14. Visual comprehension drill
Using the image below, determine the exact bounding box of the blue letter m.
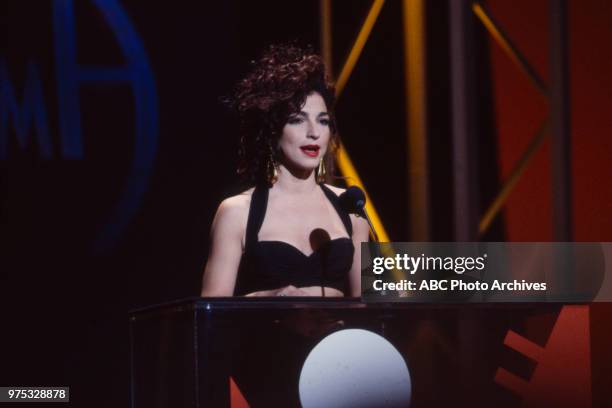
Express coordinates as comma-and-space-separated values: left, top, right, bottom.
0, 60, 52, 160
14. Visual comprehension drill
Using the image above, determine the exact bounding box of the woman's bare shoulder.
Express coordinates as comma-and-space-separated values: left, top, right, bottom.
214, 188, 254, 224
220, 187, 254, 208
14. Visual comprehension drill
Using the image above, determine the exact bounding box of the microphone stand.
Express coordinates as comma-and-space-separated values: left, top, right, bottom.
310, 229, 331, 297
359, 209, 379, 242
359, 208, 388, 297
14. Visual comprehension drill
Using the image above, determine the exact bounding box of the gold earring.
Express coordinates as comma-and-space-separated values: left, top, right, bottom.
267, 155, 278, 185
316, 158, 326, 183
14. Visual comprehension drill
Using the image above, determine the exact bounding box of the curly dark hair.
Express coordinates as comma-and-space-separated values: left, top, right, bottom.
228, 43, 339, 186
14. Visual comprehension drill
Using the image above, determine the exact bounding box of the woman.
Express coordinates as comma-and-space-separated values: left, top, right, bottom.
201, 44, 369, 297
200, 44, 368, 406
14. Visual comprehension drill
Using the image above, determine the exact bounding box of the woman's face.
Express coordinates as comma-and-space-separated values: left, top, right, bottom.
278, 92, 331, 174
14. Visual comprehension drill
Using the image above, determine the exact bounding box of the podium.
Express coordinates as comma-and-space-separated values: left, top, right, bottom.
129, 297, 560, 407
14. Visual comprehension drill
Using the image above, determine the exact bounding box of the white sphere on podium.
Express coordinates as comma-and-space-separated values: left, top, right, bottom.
299, 328, 411, 408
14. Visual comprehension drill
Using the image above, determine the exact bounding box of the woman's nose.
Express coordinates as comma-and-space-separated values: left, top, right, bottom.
307, 120, 320, 139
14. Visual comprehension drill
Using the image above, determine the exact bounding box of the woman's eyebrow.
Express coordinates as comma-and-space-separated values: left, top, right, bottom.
295, 110, 329, 117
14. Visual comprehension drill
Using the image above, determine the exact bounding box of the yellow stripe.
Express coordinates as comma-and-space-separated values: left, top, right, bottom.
472, 2, 547, 96
403, 0, 429, 240
319, 0, 333, 74
336, 143, 390, 243
479, 120, 550, 235
335, 0, 385, 98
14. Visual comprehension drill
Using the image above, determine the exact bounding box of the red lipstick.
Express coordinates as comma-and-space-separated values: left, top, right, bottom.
300, 144, 320, 157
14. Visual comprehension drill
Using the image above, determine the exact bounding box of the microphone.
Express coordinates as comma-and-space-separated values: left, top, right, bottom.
338, 186, 366, 217
310, 228, 332, 297
338, 186, 379, 242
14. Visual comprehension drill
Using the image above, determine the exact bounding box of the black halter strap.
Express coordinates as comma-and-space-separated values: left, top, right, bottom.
319, 184, 353, 236
245, 185, 268, 251
244, 183, 353, 251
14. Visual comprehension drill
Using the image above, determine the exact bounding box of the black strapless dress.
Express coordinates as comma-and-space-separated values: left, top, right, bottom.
234, 183, 355, 296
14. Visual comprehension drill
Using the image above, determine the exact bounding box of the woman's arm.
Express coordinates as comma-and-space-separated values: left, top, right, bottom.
200, 197, 247, 297
348, 214, 371, 297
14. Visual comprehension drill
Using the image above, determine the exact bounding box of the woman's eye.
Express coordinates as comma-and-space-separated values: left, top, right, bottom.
319, 118, 330, 126
287, 117, 303, 125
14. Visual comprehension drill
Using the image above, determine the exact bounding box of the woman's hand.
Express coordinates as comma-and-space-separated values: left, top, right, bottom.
245, 285, 345, 297
245, 285, 311, 297
245, 286, 346, 337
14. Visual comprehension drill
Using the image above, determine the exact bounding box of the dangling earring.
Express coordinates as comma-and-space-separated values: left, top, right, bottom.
316, 158, 326, 183
267, 151, 278, 185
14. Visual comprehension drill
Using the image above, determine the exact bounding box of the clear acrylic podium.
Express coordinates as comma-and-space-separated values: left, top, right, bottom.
129, 297, 557, 407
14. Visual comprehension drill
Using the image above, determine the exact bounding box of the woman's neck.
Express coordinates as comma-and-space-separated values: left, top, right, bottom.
273, 164, 319, 195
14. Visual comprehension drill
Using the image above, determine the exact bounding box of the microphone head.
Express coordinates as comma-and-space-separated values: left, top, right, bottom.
309, 228, 332, 253
339, 186, 366, 214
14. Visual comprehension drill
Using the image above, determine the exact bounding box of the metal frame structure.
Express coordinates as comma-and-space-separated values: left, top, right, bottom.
458, 1, 572, 240
320, 0, 572, 242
